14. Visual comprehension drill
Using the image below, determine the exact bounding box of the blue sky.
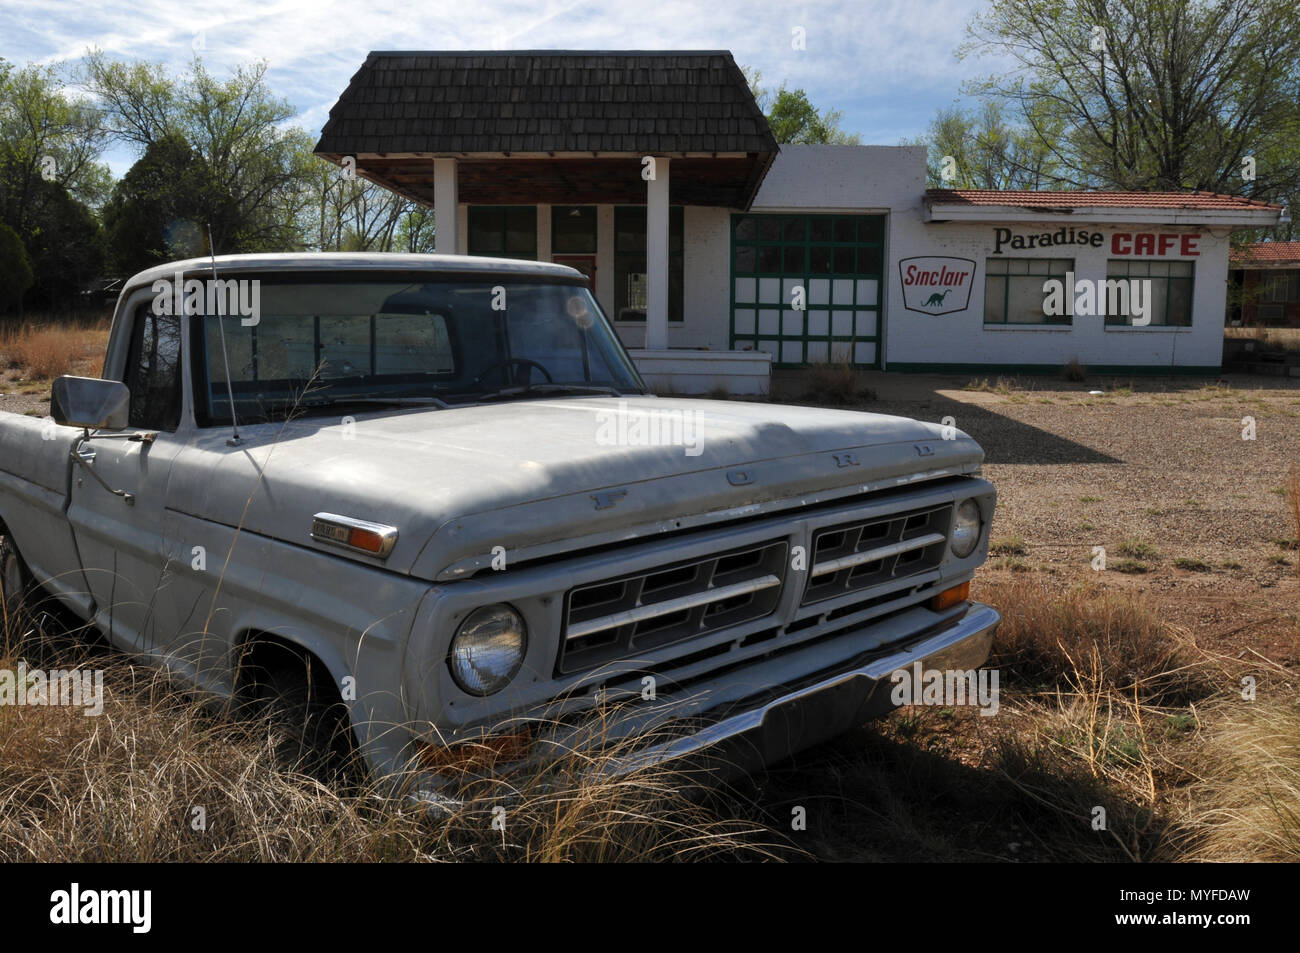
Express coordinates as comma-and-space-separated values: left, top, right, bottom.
3, 0, 1010, 177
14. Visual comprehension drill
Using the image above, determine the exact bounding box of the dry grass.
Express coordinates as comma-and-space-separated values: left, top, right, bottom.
1, 562, 1295, 862
0, 602, 787, 862
980, 576, 1209, 707
805, 362, 875, 404
0, 317, 111, 381
1287, 466, 1300, 596
963, 375, 1021, 395
752, 576, 1223, 862
1225, 325, 1300, 355
1173, 699, 1300, 861
1062, 357, 1088, 382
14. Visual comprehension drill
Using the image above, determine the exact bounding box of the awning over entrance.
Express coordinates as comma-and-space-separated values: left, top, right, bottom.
314, 50, 779, 350
314, 51, 777, 209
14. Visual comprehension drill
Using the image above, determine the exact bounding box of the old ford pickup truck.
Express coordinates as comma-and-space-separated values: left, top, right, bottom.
0, 253, 998, 793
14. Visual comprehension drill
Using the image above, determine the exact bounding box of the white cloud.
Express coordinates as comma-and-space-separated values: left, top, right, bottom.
3, 0, 1010, 147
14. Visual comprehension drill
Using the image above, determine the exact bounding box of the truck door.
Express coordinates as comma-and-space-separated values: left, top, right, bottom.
67, 301, 187, 658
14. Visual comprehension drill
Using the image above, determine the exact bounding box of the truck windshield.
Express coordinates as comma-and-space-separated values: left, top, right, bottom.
194, 275, 646, 424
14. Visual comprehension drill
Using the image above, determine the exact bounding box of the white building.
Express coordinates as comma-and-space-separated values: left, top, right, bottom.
318, 51, 1285, 392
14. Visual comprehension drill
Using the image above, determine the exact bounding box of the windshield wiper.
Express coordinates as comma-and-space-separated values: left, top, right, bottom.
470, 383, 625, 402
294, 393, 452, 412
348, 395, 451, 408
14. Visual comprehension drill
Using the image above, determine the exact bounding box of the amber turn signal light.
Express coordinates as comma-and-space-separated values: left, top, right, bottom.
930, 580, 971, 612
416, 729, 532, 776
347, 527, 386, 554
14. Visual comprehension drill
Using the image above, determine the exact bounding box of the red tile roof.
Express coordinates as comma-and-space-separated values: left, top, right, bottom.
1230, 241, 1300, 264
926, 189, 1281, 211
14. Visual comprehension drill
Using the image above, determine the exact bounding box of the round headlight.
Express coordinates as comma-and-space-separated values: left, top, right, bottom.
449, 604, 527, 696
950, 499, 983, 558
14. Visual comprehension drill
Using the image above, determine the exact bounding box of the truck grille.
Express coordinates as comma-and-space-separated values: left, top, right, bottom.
558, 540, 788, 675
801, 504, 951, 605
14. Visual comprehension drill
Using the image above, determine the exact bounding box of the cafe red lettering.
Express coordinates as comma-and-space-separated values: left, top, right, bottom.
1110, 231, 1201, 256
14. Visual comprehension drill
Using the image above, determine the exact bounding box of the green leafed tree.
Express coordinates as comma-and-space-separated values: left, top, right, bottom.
742, 67, 861, 145
0, 58, 110, 310
83, 52, 310, 253
0, 221, 34, 314
961, 0, 1300, 237
100, 132, 236, 275
918, 100, 1064, 189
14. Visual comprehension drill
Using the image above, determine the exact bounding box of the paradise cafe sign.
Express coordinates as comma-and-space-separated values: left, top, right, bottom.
992, 226, 1201, 257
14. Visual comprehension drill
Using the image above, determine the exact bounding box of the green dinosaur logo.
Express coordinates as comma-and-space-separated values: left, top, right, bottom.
923, 289, 951, 308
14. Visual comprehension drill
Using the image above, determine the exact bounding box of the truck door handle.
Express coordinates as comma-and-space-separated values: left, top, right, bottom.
69, 444, 133, 505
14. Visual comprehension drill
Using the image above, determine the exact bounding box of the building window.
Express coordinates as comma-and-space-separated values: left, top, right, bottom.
730, 213, 884, 367
1105, 260, 1194, 327
613, 206, 683, 322
1261, 269, 1300, 304
984, 258, 1073, 325
552, 206, 597, 254
467, 206, 537, 259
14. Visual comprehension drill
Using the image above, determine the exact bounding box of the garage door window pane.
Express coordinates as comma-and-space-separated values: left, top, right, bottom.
858, 246, 881, 274
730, 212, 886, 366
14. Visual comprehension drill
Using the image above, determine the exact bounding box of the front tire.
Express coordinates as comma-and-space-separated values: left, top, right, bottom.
0, 531, 34, 634
246, 645, 359, 786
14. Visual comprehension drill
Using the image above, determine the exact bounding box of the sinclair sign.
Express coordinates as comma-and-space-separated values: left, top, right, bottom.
899, 256, 976, 314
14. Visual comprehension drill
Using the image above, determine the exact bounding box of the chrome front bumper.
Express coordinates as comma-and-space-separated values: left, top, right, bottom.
608, 602, 1001, 780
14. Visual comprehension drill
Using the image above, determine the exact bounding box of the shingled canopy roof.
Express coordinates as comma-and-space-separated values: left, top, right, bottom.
315, 51, 779, 208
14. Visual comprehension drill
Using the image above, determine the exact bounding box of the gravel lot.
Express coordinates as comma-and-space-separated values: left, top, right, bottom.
809, 371, 1300, 668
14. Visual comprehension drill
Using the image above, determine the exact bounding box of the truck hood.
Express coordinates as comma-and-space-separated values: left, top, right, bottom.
169, 397, 983, 581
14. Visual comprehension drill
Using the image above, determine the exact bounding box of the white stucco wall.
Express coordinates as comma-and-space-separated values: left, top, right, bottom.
884, 220, 1232, 370
753, 144, 927, 211
459, 143, 1243, 372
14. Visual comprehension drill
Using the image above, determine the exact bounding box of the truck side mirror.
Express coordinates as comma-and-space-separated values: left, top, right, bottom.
51, 376, 130, 431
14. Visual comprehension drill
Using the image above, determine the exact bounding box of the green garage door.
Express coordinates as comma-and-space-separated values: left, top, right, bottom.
730, 213, 885, 368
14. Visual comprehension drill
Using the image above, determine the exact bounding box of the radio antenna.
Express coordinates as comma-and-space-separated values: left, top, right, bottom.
207, 225, 242, 447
